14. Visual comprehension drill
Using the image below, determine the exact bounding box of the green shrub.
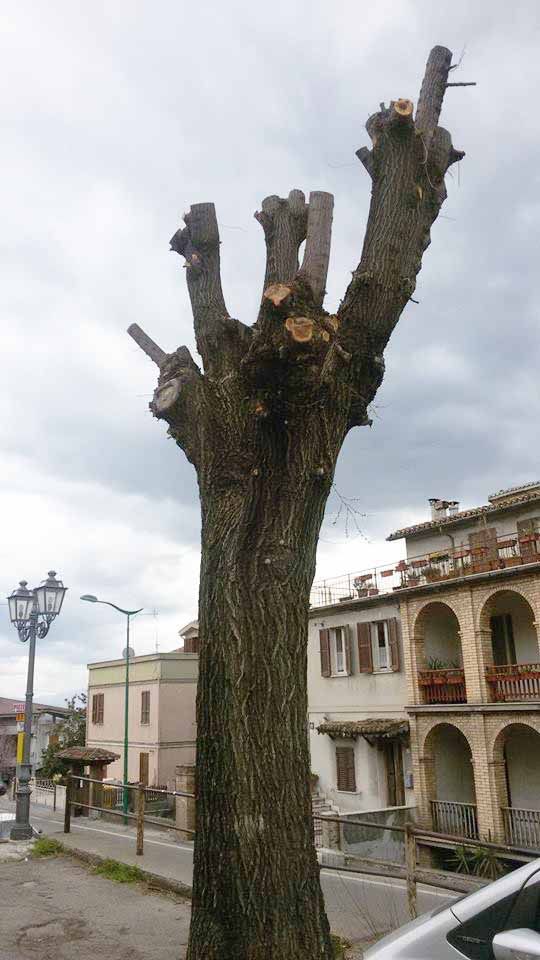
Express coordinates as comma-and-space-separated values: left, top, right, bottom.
31, 837, 64, 858
93, 858, 144, 884
451, 844, 505, 880
331, 934, 351, 958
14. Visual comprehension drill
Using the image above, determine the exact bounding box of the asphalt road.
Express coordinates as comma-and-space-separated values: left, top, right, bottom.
1, 797, 457, 949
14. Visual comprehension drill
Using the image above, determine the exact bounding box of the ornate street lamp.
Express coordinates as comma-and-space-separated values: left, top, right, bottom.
80, 594, 142, 821
7, 572, 67, 840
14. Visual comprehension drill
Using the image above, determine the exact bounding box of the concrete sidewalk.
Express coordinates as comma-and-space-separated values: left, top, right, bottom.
0, 855, 191, 960
0, 797, 455, 949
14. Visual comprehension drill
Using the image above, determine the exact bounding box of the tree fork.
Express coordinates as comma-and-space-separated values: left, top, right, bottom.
129, 44, 466, 960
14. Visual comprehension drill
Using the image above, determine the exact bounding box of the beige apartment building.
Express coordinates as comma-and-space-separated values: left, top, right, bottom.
311, 481, 540, 853
86, 622, 198, 788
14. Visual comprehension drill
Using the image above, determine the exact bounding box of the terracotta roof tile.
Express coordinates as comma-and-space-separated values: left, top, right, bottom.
387, 490, 540, 541
54, 747, 119, 763
316, 719, 409, 740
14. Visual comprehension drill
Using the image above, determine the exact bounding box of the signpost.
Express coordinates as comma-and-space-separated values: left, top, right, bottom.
15, 707, 25, 764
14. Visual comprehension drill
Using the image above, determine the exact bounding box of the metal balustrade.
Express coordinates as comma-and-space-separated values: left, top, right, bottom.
310, 531, 540, 608
486, 663, 540, 702
418, 669, 467, 704
502, 807, 540, 850
430, 799, 479, 839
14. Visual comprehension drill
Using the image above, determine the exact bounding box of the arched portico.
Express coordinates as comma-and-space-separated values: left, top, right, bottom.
413, 602, 467, 705
491, 722, 540, 850
422, 722, 478, 838
479, 590, 540, 703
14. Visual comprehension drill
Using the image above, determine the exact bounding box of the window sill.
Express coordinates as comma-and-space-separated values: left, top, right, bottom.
330, 673, 350, 679
372, 668, 396, 675
335, 789, 361, 795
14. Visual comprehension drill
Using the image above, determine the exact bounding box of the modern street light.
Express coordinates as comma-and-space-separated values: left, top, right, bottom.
7, 572, 67, 840
80, 594, 143, 821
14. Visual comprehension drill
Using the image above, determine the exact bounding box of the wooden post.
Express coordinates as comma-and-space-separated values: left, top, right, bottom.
64, 777, 72, 834
405, 824, 418, 919
136, 783, 145, 856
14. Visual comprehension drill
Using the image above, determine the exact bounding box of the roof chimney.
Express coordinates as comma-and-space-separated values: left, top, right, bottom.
429, 498, 448, 521
448, 501, 460, 516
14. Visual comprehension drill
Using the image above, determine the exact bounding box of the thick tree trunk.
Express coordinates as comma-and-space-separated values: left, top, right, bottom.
190, 484, 332, 958
128, 44, 467, 960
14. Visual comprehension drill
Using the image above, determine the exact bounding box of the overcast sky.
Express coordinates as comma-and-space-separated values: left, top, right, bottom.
1, 1, 539, 704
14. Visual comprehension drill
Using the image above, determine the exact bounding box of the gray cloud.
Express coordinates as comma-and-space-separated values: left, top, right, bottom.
2, 0, 539, 701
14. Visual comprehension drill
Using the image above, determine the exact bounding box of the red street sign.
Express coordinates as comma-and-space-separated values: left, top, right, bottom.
14, 704, 25, 714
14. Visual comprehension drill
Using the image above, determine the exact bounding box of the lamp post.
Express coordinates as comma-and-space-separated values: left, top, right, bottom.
7, 572, 67, 840
80, 595, 142, 821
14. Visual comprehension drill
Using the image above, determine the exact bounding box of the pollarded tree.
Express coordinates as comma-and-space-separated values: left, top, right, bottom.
130, 46, 466, 960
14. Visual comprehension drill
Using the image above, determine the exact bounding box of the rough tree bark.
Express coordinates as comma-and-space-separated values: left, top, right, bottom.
129, 46, 465, 960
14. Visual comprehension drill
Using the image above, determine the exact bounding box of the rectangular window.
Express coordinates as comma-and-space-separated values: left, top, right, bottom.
91, 693, 104, 725
184, 635, 200, 654
491, 614, 516, 665
330, 627, 350, 676
141, 691, 150, 725
336, 746, 356, 792
371, 621, 391, 671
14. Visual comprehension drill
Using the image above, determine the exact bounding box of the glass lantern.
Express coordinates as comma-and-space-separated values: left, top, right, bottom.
7, 581, 36, 624
35, 571, 67, 620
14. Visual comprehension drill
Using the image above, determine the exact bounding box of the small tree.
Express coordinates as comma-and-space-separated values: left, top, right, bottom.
0, 734, 17, 778
130, 46, 466, 960
39, 694, 87, 779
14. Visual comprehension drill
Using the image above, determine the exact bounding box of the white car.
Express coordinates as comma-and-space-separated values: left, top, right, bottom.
365, 857, 540, 960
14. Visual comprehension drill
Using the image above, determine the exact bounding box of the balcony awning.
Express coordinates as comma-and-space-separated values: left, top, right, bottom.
316, 719, 409, 745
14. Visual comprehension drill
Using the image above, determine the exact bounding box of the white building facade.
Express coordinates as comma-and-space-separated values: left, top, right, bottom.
307, 597, 414, 816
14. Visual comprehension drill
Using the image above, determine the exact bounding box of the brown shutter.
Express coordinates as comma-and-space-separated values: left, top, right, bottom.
336, 746, 356, 792
98, 694, 104, 724
91, 695, 97, 724
344, 626, 353, 675
468, 527, 498, 566
388, 619, 401, 672
320, 629, 331, 677
357, 622, 373, 673
139, 752, 149, 786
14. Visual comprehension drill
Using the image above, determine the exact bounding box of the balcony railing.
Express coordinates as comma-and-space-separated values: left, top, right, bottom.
430, 799, 478, 839
502, 806, 540, 851
310, 530, 540, 608
418, 668, 467, 704
486, 662, 540, 702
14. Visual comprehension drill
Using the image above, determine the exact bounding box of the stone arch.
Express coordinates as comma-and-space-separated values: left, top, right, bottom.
412, 597, 463, 639
421, 718, 474, 757
477, 585, 538, 633
477, 589, 540, 677
490, 722, 540, 843
411, 602, 466, 703
421, 722, 477, 835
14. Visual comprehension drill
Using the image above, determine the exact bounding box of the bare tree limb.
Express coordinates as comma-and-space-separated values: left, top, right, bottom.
297, 191, 334, 307
255, 190, 307, 298
415, 45, 453, 145
356, 146, 373, 178
128, 323, 166, 367
338, 45, 464, 370
170, 203, 231, 376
